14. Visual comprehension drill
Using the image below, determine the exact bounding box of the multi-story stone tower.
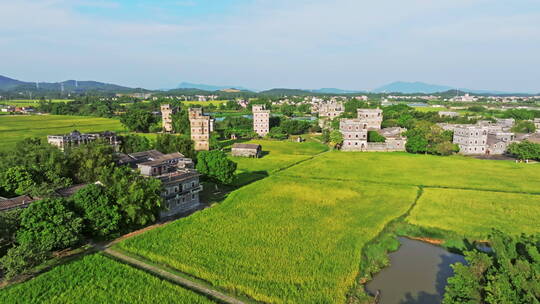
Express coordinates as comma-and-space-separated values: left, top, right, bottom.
357, 108, 383, 130
340, 119, 368, 151
252, 105, 270, 137
189, 108, 212, 151
453, 125, 488, 155
161, 104, 176, 133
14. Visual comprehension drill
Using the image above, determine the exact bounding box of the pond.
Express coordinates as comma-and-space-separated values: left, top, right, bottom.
365, 237, 465, 304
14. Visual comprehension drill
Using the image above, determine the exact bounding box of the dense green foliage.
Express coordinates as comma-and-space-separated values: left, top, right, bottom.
404, 121, 457, 155
0, 254, 215, 304
196, 150, 237, 185
67, 141, 116, 183
72, 184, 121, 238
120, 109, 159, 132
511, 120, 536, 133
367, 130, 386, 143
444, 231, 540, 304
120, 134, 153, 153
508, 141, 540, 160
155, 134, 196, 159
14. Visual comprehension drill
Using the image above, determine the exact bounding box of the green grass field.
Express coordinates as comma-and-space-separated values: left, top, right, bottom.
183, 100, 228, 107
0, 254, 214, 304
407, 188, 540, 238
280, 151, 540, 193
0, 115, 125, 152
230, 139, 328, 173
0, 99, 72, 107
116, 177, 417, 303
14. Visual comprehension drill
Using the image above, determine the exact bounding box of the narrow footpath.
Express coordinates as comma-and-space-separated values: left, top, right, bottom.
103, 248, 246, 304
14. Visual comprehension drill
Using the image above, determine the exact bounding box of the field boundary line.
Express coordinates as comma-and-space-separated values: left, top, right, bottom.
271, 148, 330, 174
103, 248, 247, 304
277, 174, 540, 196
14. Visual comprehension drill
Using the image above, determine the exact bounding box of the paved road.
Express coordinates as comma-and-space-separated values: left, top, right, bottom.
103, 248, 246, 304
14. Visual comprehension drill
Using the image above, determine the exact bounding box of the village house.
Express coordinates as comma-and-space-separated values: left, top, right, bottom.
340, 109, 406, 152
119, 150, 202, 218
231, 143, 262, 158
47, 130, 120, 151
160, 104, 176, 133
252, 105, 270, 137
0, 184, 87, 213
318, 102, 344, 118
453, 125, 488, 155
438, 111, 459, 118
189, 108, 214, 151
357, 108, 383, 130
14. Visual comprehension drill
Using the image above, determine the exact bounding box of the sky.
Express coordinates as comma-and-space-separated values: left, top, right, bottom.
1, 0, 539, 92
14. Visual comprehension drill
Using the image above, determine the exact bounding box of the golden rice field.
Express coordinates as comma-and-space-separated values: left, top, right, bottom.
407, 188, 540, 238
116, 177, 418, 303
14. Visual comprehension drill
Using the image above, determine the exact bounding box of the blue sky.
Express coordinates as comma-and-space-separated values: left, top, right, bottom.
1, 0, 539, 92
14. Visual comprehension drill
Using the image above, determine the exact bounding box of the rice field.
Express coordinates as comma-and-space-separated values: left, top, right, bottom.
407, 188, 540, 238
230, 139, 328, 174
0, 254, 215, 304
0, 99, 72, 107
116, 177, 418, 303
280, 151, 540, 193
0, 115, 125, 151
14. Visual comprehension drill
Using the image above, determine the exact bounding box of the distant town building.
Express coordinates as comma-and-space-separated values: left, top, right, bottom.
453, 126, 488, 155
318, 102, 344, 118
438, 111, 459, 118
189, 108, 214, 151
231, 143, 262, 158
450, 93, 477, 102
119, 150, 201, 218
340, 118, 368, 151
161, 104, 177, 133
357, 108, 383, 130
47, 130, 120, 151
252, 105, 270, 137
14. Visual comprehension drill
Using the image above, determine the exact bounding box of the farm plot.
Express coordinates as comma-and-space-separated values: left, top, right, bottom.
280, 151, 540, 193
116, 176, 417, 303
0, 254, 214, 304
407, 188, 540, 238
0, 115, 125, 151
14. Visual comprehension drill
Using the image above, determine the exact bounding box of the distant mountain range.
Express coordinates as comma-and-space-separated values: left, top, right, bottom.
309, 88, 364, 94
177, 82, 252, 92
0, 75, 138, 93
371, 81, 525, 95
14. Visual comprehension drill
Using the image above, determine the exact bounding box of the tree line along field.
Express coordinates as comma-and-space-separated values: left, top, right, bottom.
407, 188, 540, 238
0, 99, 72, 107
0, 115, 125, 152
0, 254, 215, 304
116, 177, 418, 303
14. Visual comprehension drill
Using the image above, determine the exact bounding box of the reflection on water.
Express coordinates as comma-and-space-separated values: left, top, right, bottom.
366, 237, 465, 304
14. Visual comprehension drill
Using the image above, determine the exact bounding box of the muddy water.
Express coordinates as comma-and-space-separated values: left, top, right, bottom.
365, 237, 465, 304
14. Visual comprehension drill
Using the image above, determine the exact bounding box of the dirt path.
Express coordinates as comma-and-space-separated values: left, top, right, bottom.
104, 248, 246, 304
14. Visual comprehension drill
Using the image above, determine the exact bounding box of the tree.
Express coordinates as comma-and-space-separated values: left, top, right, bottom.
267, 127, 288, 140
507, 141, 540, 160
196, 150, 237, 185
155, 134, 196, 159
172, 107, 191, 135
0, 209, 22, 256
0, 166, 36, 196
511, 121, 536, 133
120, 134, 153, 153
17, 198, 83, 252
281, 104, 296, 117
72, 184, 121, 238
434, 141, 459, 156
368, 131, 386, 143
120, 109, 158, 132
330, 130, 343, 146
99, 166, 162, 229
67, 141, 115, 183
405, 135, 428, 153
280, 119, 311, 135
0, 242, 50, 280
0, 138, 72, 197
